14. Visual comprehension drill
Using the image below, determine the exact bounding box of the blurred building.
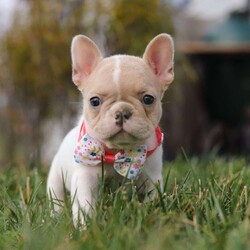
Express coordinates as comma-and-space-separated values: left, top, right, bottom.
163, 0, 250, 158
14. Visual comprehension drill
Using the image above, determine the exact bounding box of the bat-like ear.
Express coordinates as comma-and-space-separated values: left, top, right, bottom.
143, 33, 174, 91
71, 35, 102, 88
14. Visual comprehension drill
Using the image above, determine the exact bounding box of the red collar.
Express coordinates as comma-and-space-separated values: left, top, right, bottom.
78, 122, 163, 164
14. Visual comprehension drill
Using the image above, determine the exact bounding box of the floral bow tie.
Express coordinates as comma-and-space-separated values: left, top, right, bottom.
74, 134, 147, 180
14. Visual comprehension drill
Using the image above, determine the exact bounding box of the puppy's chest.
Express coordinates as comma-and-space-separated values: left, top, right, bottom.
102, 163, 147, 193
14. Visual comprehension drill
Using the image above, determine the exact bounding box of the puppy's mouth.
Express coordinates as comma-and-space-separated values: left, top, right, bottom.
102, 130, 141, 149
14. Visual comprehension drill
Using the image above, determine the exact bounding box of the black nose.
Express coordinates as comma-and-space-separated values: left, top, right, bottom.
115, 110, 132, 126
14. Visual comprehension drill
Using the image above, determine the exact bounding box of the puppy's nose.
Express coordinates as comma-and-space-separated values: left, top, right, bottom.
115, 110, 132, 127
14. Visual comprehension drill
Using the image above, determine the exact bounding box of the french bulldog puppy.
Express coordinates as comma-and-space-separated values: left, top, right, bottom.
47, 33, 174, 226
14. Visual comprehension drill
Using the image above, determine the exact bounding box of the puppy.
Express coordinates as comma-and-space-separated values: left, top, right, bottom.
47, 33, 174, 226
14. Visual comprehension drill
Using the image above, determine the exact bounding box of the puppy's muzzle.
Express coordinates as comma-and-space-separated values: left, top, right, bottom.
115, 110, 132, 127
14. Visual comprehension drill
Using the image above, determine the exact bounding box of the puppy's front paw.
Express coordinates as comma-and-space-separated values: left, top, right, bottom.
72, 202, 90, 229
47, 194, 64, 217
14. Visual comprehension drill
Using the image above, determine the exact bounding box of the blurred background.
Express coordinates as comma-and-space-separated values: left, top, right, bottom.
0, 0, 249, 168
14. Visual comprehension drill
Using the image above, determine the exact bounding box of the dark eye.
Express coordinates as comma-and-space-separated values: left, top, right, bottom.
142, 95, 155, 105
90, 96, 101, 107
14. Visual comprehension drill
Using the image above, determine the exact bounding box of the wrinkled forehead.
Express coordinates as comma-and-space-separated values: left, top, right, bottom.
86, 55, 159, 95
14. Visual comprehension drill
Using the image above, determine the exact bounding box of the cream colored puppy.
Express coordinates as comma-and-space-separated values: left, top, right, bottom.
47, 33, 174, 226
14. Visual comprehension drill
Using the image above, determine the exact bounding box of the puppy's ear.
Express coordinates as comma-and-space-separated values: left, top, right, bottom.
143, 34, 174, 91
71, 35, 102, 88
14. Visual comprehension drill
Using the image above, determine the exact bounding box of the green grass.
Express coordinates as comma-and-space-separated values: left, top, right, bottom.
1, 157, 250, 250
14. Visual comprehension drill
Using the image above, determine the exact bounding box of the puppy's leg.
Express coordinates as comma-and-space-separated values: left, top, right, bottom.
140, 146, 163, 198
71, 166, 102, 227
47, 156, 65, 213
47, 127, 77, 213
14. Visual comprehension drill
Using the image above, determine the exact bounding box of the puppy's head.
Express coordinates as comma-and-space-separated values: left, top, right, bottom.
71, 34, 174, 149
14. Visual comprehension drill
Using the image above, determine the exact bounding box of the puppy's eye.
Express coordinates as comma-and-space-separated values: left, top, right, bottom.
90, 96, 101, 107
142, 95, 155, 105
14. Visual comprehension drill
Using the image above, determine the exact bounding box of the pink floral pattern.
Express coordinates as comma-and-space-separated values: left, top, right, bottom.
74, 134, 104, 165
114, 146, 147, 179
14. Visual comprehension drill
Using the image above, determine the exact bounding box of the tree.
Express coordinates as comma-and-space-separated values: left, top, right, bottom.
107, 0, 173, 55
0, 1, 85, 165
